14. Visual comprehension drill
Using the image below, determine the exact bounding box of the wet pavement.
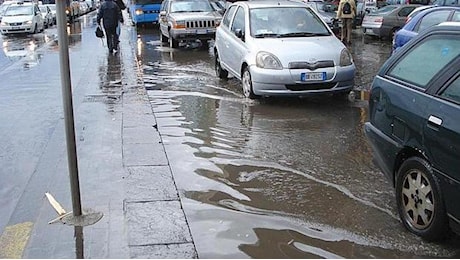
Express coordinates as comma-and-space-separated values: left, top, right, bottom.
0, 10, 459, 258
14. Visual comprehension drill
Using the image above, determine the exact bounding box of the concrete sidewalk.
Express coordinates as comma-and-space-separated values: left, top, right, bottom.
0, 17, 196, 258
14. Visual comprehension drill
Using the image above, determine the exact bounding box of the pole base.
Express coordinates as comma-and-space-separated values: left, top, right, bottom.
61, 208, 103, 226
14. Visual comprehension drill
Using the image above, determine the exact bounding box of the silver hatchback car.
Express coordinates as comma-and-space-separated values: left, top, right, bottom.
214, 0, 355, 99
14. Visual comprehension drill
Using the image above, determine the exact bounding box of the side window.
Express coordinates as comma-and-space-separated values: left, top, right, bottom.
416, 10, 450, 32
231, 6, 245, 35
440, 75, 460, 104
387, 35, 460, 89
222, 5, 237, 28
452, 11, 460, 22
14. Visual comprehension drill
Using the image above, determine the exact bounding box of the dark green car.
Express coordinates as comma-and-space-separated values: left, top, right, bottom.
364, 22, 460, 241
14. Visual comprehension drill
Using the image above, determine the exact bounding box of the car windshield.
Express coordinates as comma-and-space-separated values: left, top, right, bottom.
4, 5, 33, 16
250, 7, 331, 38
170, 0, 214, 12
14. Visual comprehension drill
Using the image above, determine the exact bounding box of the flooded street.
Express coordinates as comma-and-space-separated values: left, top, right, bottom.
131, 27, 460, 258
1, 12, 459, 257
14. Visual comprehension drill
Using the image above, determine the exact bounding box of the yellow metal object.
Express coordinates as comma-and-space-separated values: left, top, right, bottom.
0, 222, 33, 259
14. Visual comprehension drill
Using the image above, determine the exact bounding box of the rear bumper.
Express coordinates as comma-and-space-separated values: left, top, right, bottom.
364, 122, 403, 185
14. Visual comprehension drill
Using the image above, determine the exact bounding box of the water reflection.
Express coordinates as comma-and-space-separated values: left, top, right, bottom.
239, 228, 430, 258
96, 53, 122, 112
1, 36, 43, 69
75, 226, 84, 259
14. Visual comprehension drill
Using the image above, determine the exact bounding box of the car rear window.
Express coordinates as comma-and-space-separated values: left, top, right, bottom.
387, 35, 460, 89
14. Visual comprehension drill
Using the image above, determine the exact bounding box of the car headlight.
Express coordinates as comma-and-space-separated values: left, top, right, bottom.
135, 9, 144, 15
256, 51, 282, 70
339, 48, 353, 66
1, 21, 7, 26
172, 20, 185, 29
26, 20, 33, 25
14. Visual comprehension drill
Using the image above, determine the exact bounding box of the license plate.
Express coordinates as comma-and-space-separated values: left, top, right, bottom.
12, 26, 20, 30
301, 72, 326, 81
196, 29, 207, 34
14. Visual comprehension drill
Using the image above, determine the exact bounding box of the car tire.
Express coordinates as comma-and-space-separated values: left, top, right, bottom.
215, 52, 228, 80
396, 157, 450, 241
242, 67, 259, 99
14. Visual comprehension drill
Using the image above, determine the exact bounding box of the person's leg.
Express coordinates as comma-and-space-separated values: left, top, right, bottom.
340, 18, 346, 42
346, 18, 352, 43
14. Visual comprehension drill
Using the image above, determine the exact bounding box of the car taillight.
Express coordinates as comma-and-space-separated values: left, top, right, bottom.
374, 17, 383, 23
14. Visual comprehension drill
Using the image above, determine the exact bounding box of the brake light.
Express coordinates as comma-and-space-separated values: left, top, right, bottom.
374, 17, 383, 23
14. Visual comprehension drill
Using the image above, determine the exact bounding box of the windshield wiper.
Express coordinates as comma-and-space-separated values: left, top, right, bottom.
278, 32, 330, 37
254, 33, 280, 38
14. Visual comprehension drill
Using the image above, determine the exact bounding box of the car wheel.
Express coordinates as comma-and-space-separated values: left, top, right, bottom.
396, 157, 449, 241
242, 67, 259, 99
215, 52, 228, 80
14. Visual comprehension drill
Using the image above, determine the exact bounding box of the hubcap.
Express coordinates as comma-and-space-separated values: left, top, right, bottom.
401, 169, 434, 230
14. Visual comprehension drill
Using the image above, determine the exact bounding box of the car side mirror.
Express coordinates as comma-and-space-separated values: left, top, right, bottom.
234, 28, 244, 40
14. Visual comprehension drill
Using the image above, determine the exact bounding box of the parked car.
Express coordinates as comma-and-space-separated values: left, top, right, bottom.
405, 4, 434, 23
393, 6, 460, 53
361, 4, 421, 39
214, 0, 355, 99
0, 2, 45, 35
44, 3, 56, 25
302, 0, 340, 34
158, 0, 223, 48
38, 4, 53, 27
364, 22, 460, 241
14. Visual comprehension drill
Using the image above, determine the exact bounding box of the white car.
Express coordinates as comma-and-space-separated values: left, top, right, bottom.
38, 5, 53, 27
44, 4, 56, 25
214, 0, 355, 99
0, 2, 45, 35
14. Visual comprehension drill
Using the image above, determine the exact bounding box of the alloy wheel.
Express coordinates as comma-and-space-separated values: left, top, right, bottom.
400, 169, 434, 230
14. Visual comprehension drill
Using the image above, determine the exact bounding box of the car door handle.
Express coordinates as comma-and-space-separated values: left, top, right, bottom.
428, 115, 442, 127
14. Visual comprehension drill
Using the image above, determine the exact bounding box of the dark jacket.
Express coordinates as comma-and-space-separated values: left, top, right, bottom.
97, 0, 123, 29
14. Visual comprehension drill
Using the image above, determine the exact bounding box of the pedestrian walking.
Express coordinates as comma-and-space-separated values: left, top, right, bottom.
336, 0, 356, 45
97, 0, 124, 53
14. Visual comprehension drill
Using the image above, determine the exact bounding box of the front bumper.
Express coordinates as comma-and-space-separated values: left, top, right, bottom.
0, 24, 34, 34
170, 28, 216, 41
249, 64, 355, 96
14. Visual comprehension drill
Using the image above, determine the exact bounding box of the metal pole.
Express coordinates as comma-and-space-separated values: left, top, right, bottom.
55, 0, 82, 217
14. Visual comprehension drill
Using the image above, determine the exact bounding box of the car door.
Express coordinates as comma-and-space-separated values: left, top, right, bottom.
159, 0, 169, 36
216, 5, 237, 70
424, 62, 460, 219
226, 6, 246, 77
